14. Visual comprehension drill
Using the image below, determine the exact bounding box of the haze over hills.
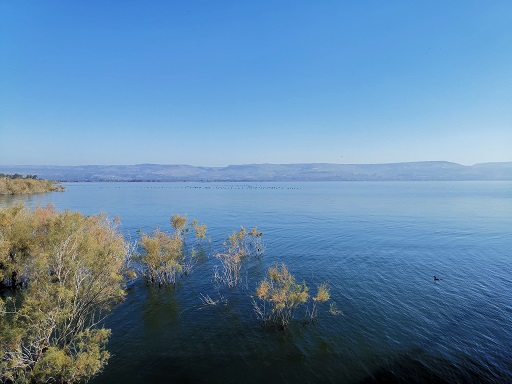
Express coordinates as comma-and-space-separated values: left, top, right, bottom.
2, 162, 512, 182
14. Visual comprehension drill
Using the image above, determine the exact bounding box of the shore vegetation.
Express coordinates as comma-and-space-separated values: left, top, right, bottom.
0, 174, 64, 195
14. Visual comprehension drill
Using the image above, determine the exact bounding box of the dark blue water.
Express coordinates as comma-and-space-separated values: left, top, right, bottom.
2, 181, 512, 383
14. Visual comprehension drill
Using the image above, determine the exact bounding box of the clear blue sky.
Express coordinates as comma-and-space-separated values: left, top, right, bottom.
1, 1, 511, 166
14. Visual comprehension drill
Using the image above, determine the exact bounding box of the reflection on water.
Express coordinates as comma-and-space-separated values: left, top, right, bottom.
2, 181, 512, 383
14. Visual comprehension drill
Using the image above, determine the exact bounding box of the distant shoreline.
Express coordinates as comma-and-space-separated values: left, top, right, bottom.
0, 177, 64, 195
60, 179, 512, 183
1, 161, 512, 183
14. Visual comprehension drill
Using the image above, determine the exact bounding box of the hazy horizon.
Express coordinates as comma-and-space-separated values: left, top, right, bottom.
2, 160, 512, 168
1, 1, 511, 166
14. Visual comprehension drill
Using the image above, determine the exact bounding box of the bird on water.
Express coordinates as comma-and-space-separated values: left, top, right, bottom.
434, 275, 440, 282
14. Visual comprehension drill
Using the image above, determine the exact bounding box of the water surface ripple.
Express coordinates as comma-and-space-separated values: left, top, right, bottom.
2, 181, 511, 383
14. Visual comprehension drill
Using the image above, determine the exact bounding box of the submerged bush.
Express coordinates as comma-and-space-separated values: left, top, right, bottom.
215, 226, 265, 288
138, 214, 207, 286
139, 230, 184, 285
253, 263, 331, 330
0, 204, 129, 383
191, 219, 208, 244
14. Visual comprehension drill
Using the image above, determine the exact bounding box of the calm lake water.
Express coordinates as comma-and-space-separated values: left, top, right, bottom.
2, 181, 512, 383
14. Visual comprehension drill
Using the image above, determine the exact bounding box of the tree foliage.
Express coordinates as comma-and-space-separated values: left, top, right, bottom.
215, 226, 265, 288
0, 174, 35, 179
190, 219, 207, 244
139, 230, 184, 286
253, 263, 330, 329
170, 213, 188, 240
0, 204, 129, 383
138, 214, 207, 286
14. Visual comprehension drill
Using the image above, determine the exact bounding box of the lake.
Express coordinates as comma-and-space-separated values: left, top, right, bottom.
2, 181, 512, 383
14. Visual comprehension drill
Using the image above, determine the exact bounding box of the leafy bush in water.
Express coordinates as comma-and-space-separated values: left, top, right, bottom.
215, 226, 265, 288
138, 214, 207, 286
0, 204, 130, 383
253, 263, 330, 329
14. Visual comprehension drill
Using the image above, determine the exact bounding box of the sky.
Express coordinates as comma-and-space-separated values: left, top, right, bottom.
1, 1, 511, 167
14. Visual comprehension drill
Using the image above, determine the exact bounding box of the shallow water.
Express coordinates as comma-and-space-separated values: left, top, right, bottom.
2, 181, 512, 383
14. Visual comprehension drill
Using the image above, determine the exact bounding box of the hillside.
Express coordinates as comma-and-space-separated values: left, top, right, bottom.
1, 162, 512, 182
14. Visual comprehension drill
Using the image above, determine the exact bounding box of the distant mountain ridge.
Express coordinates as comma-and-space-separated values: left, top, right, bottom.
1, 162, 512, 182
